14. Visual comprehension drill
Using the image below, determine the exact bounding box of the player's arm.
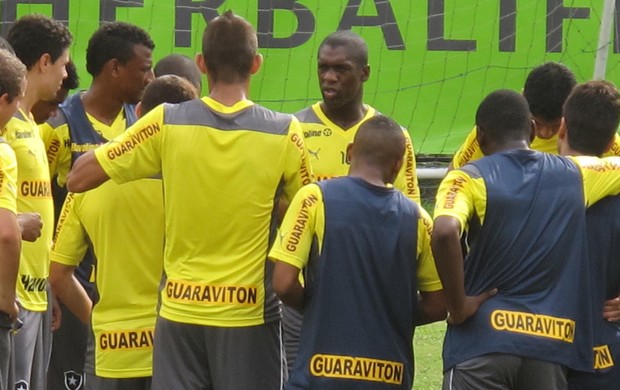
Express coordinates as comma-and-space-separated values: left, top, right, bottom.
414, 207, 446, 325
281, 118, 314, 201
0, 148, 22, 321
270, 184, 323, 311
41, 121, 71, 186
48, 193, 92, 324
0, 208, 22, 322
431, 169, 496, 325
66, 151, 109, 193
393, 130, 420, 204
68, 106, 165, 193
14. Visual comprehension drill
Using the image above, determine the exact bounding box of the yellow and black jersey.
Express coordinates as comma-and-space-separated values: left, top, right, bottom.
296, 102, 420, 203
5, 109, 54, 311
95, 97, 313, 327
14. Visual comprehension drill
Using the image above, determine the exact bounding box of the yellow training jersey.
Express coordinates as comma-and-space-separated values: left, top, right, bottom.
0, 141, 18, 213
437, 152, 620, 232
450, 126, 620, 169
94, 97, 313, 327
296, 102, 420, 203
269, 183, 441, 292
5, 109, 54, 311
41, 106, 128, 186
51, 178, 164, 378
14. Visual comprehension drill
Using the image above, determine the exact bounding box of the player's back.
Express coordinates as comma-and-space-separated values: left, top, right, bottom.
155, 97, 311, 326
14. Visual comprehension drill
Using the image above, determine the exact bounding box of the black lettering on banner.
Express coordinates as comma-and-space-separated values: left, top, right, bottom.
257, 0, 315, 48
100, 0, 144, 23
337, 0, 404, 50
427, 0, 476, 51
499, 0, 516, 52
174, 0, 224, 47
0, 0, 68, 36
546, 0, 589, 53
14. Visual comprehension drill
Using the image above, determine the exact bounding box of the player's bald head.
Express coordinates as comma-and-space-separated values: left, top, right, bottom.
154, 54, 202, 92
319, 30, 368, 68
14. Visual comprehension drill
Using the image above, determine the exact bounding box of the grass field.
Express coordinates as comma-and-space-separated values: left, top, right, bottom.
413, 321, 446, 389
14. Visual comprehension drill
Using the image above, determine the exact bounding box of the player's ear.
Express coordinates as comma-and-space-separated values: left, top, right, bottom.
195, 53, 208, 74
361, 64, 370, 83
557, 118, 567, 141
250, 54, 263, 75
530, 119, 536, 144
135, 101, 142, 118
346, 142, 354, 164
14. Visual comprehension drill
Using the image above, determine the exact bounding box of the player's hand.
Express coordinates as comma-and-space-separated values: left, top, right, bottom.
447, 288, 497, 325
17, 212, 42, 242
603, 296, 620, 322
51, 295, 62, 331
0, 298, 18, 323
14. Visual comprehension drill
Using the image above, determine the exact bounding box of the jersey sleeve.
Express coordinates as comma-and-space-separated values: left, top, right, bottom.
269, 183, 324, 270
50, 193, 88, 266
41, 122, 71, 186
571, 155, 620, 206
281, 117, 314, 201
451, 126, 483, 169
416, 205, 442, 292
434, 167, 487, 234
94, 105, 164, 184
0, 143, 18, 213
393, 129, 420, 204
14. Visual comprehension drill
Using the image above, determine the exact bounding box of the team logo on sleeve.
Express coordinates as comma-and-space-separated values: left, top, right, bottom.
63, 370, 84, 390
15, 380, 28, 390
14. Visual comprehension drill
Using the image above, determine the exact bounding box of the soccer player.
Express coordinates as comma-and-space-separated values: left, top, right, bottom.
296, 31, 419, 202
451, 62, 620, 169
270, 115, 445, 389
0, 49, 27, 390
40, 22, 155, 390
554, 81, 620, 390
432, 89, 620, 389
48, 73, 197, 390
153, 53, 202, 93
6, 14, 72, 390
32, 61, 79, 125
66, 11, 312, 390
283, 30, 421, 372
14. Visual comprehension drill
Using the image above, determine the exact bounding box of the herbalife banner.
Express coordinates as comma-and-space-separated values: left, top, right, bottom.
1, 0, 618, 154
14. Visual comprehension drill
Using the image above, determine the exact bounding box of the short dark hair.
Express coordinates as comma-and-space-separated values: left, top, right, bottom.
563, 81, 620, 156
86, 22, 155, 77
523, 62, 576, 121
154, 54, 202, 92
0, 50, 26, 102
62, 60, 79, 91
202, 11, 257, 83
353, 115, 405, 169
140, 75, 198, 115
7, 14, 72, 69
476, 90, 531, 142
319, 30, 368, 68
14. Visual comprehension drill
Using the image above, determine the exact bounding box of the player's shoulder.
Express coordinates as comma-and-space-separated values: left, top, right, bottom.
44, 110, 68, 129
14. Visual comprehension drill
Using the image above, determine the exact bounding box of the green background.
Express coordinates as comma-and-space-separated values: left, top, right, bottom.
7, 0, 618, 154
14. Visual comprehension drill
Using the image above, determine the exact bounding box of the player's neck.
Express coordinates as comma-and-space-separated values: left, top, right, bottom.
349, 163, 391, 188
207, 78, 250, 107
82, 83, 125, 125
19, 74, 44, 114
321, 99, 366, 129
484, 140, 530, 156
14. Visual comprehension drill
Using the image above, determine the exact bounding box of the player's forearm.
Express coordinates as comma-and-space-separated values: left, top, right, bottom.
431, 216, 467, 319
0, 217, 21, 308
416, 290, 447, 325
66, 151, 110, 193
272, 261, 305, 311
49, 263, 92, 324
